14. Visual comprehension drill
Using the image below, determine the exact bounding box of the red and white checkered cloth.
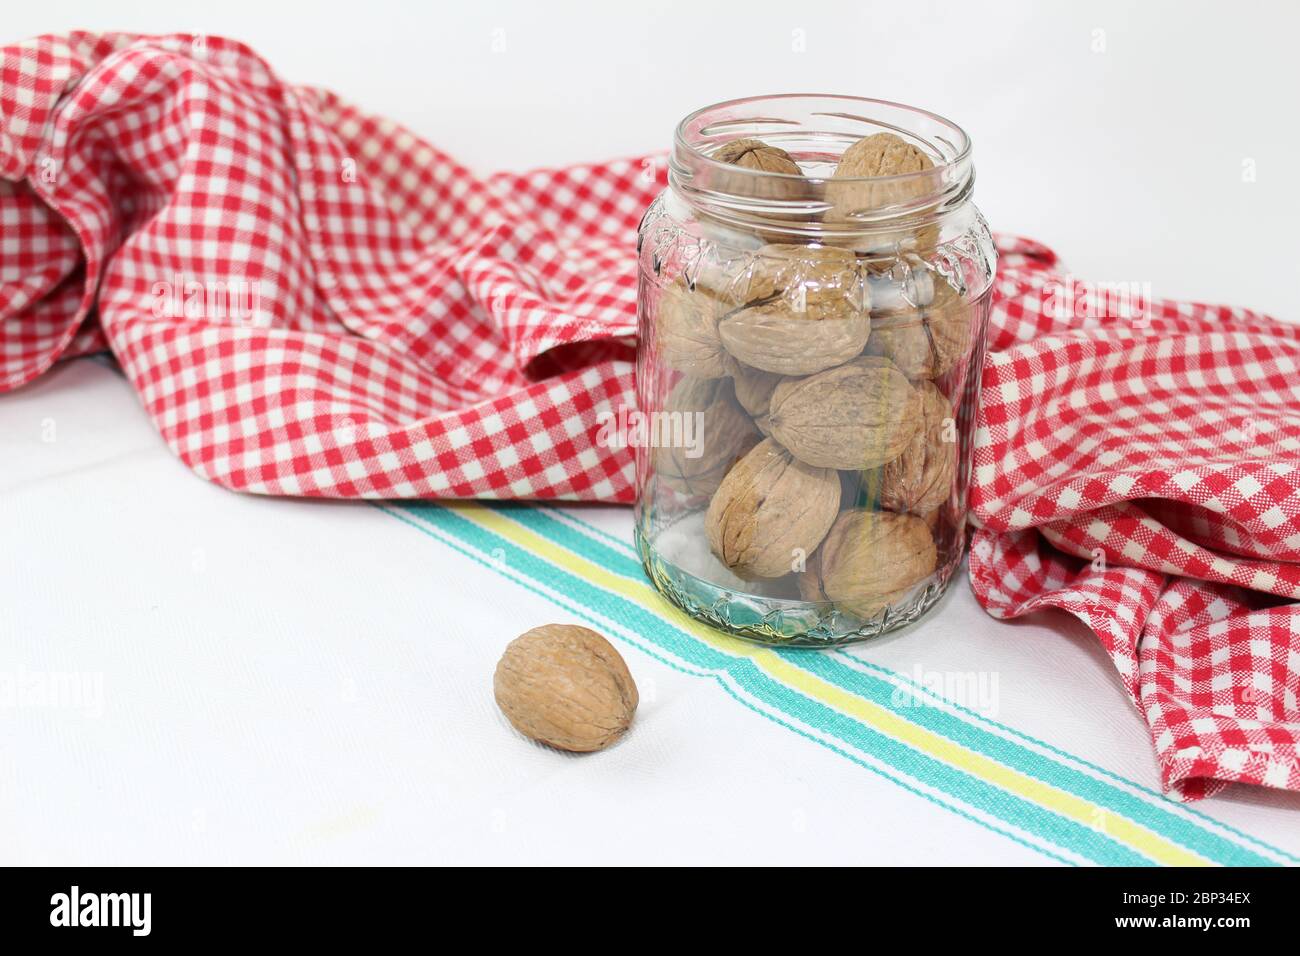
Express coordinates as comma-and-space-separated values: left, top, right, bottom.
2, 31, 648, 500
3, 33, 1298, 801
971, 238, 1300, 800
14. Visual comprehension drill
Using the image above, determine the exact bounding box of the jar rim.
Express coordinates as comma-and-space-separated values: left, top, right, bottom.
667, 94, 975, 239
672, 93, 972, 187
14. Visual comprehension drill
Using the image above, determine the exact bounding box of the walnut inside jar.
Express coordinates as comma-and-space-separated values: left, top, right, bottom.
825, 132, 943, 257
766, 356, 922, 470
826, 132, 935, 215
798, 510, 937, 618
729, 243, 867, 313
712, 138, 801, 174
656, 277, 727, 379
705, 438, 841, 580
718, 304, 871, 377
722, 354, 783, 418
707, 137, 812, 203
864, 273, 971, 381
878, 381, 956, 515
653, 375, 760, 497
714, 244, 872, 376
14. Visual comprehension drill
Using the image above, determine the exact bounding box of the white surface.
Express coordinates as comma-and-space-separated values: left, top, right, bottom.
1, 361, 1041, 865
3, 360, 1300, 865
7, 0, 1298, 319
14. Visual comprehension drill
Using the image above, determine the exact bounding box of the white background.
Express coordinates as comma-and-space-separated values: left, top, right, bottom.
13, 0, 1300, 318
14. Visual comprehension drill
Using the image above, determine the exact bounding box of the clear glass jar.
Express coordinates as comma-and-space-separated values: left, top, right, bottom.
634, 94, 996, 647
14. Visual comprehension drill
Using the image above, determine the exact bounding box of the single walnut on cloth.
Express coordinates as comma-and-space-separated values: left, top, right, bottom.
494, 625, 639, 753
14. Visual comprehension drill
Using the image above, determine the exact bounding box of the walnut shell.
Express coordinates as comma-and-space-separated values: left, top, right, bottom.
826, 133, 942, 256
692, 252, 765, 307
732, 244, 868, 315
705, 437, 841, 579
865, 275, 972, 380
713, 137, 802, 173
767, 357, 922, 469
722, 354, 784, 417
494, 624, 638, 753
867, 258, 935, 314
826, 132, 936, 220
653, 375, 761, 496
710, 137, 810, 202
798, 510, 937, 618
880, 381, 956, 515
656, 278, 726, 378
718, 303, 872, 376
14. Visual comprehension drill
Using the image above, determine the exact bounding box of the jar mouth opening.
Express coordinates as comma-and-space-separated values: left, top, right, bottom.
669, 94, 974, 236
674, 93, 971, 185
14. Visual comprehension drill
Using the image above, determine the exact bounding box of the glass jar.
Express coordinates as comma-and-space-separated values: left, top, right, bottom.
633, 94, 996, 646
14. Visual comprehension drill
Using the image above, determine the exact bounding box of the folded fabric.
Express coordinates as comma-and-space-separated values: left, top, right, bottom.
970, 240, 1300, 800
3, 32, 1297, 801
1, 31, 646, 500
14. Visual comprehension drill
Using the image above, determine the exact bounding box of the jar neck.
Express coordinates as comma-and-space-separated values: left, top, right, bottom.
668, 94, 974, 244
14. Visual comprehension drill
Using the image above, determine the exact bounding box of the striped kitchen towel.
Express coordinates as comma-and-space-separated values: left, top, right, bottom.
381, 499, 1297, 865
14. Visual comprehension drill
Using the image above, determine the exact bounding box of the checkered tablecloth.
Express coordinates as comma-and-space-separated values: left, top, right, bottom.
3, 31, 1299, 802
970, 238, 1300, 800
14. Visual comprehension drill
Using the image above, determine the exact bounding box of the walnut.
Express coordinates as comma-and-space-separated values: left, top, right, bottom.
494, 624, 638, 753
709, 137, 810, 202
837, 132, 934, 178
864, 274, 971, 380
879, 381, 956, 515
718, 304, 871, 376
825, 132, 942, 256
798, 510, 937, 618
766, 357, 922, 469
656, 277, 726, 378
705, 438, 841, 579
825, 132, 936, 220
713, 137, 802, 173
731, 243, 867, 314
722, 354, 785, 417
653, 375, 761, 496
